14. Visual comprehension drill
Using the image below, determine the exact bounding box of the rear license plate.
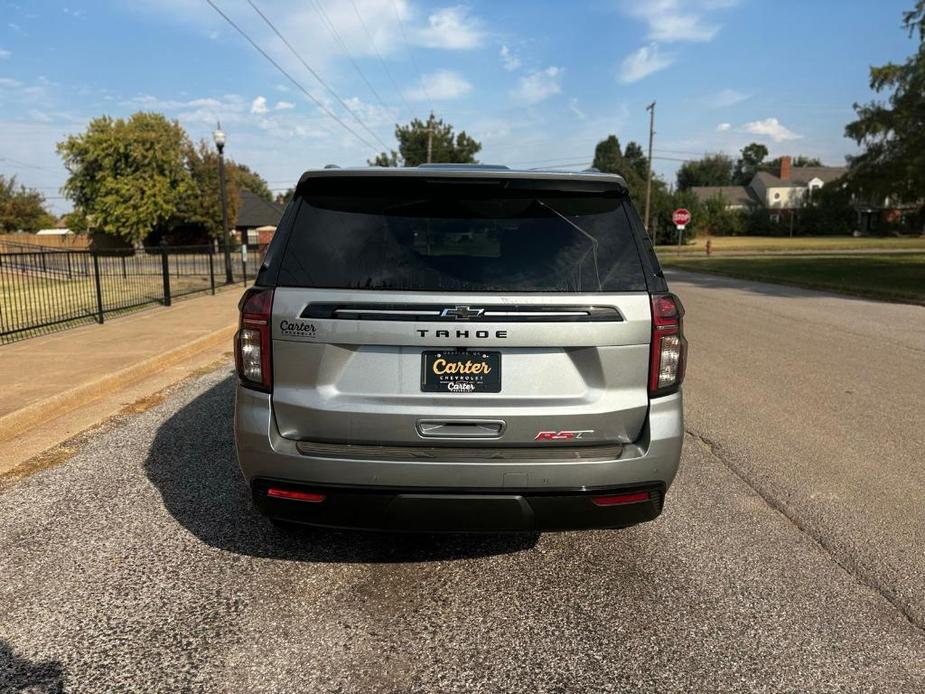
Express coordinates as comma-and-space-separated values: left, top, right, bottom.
421, 350, 501, 393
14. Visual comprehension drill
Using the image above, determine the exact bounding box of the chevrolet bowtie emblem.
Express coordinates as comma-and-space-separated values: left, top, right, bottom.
440, 305, 485, 320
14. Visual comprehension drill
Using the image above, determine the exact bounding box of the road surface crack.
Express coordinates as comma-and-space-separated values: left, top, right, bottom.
686, 427, 925, 635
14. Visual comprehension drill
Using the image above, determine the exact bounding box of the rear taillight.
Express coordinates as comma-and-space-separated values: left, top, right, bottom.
234, 287, 274, 392
648, 293, 687, 397
591, 491, 650, 507
266, 488, 326, 503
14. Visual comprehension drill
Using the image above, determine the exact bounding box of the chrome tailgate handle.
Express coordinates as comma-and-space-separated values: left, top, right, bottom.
416, 419, 506, 439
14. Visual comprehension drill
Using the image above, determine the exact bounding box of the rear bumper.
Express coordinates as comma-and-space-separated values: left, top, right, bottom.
253, 480, 665, 532
234, 386, 683, 531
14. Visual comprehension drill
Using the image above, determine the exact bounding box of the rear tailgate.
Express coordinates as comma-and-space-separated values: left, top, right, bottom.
271, 290, 651, 446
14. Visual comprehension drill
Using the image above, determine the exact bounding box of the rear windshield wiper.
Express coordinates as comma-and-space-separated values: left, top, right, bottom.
536, 199, 603, 291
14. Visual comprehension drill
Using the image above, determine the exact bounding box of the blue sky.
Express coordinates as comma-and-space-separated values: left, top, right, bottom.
0, 0, 917, 213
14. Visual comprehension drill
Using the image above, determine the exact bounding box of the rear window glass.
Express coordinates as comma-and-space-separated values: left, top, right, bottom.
276, 177, 647, 292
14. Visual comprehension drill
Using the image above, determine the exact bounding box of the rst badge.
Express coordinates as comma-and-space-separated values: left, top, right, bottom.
534, 430, 594, 441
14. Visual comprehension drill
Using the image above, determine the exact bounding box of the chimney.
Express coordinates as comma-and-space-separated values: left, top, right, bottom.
779, 155, 792, 181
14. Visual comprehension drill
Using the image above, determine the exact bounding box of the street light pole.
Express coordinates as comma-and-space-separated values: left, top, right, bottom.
213, 123, 234, 285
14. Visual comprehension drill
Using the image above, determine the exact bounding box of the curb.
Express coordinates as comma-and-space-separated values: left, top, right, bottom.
0, 324, 236, 444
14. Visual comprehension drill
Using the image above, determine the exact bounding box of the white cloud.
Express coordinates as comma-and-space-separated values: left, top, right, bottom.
415, 6, 484, 49
716, 122, 731, 131
28, 109, 53, 123
274, 101, 295, 110
741, 117, 802, 142
0, 49, 10, 60
569, 98, 586, 120
129, 0, 490, 82
514, 66, 563, 105
404, 70, 472, 101
706, 88, 749, 109
618, 44, 674, 83
500, 45, 521, 71
0, 77, 22, 88
125, 95, 226, 110
342, 96, 396, 127
250, 96, 268, 115
622, 0, 737, 43
122, 94, 254, 127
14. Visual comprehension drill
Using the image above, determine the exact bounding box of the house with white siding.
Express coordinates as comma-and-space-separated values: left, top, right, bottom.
692, 156, 847, 223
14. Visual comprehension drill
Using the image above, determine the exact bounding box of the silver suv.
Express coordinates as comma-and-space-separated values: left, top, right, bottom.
234, 165, 686, 532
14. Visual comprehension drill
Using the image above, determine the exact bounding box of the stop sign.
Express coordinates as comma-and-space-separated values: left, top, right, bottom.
672, 208, 691, 227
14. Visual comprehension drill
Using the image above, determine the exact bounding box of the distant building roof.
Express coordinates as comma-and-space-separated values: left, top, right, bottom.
236, 188, 284, 229
754, 166, 847, 188
36, 228, 73, 235
690, 186, 759, 207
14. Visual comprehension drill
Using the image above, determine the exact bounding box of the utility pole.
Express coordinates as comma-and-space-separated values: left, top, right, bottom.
644, 101, 656, 232
426, 112, 435, 164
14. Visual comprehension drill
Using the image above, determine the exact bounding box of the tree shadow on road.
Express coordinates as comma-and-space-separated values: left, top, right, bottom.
143, 375, 538, 563
0, 641, 65, 693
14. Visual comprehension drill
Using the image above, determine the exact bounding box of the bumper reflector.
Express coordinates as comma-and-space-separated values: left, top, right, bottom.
591, 491, 650, 507
266, 488, 327, 503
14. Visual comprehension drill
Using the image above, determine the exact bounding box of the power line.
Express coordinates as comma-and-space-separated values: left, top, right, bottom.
349, 0, 414, 121
527, 162, 592, 169
308, 0, 394, 123
0, 157, 54, 171
203, 0, 379, 153
391, 0, 434, 115
245, 0, 389, 151
653, 147, 738, 157
507, 152, 699, 167
505, 154, 595, 166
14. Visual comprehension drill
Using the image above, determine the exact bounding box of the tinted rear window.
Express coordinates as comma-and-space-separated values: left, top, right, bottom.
276, 177, 647, 292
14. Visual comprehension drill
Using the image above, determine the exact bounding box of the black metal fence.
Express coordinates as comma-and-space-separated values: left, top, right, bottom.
0, 241, 261, 344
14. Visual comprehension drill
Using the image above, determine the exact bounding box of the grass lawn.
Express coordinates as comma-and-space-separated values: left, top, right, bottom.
655, 235, 925, 254
660, 253, 925, 305
0, 273, 214, 343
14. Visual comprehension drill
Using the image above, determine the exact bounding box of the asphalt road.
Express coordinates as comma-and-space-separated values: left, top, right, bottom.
668, 270, 925, 627
2, 274, 925, 692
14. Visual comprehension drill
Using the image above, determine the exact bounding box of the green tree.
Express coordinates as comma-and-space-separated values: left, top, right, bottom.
179, 140, 241, 238
623, 141, 649, 181
732, 142, 768, 184
591, 134, 676, 236
698, 196, 746, 236
233, 163, 273, 202
676, 154, 734, 191
762, 155, 823, 173
0, 175, 55, 232
845, 1, 925, 218
592, 135, 650, 197
57, 112, 194, 244
369, 114, 482, 167
592, 135, 625, 175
